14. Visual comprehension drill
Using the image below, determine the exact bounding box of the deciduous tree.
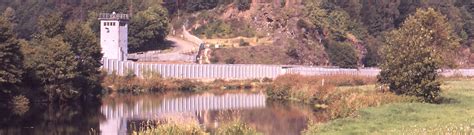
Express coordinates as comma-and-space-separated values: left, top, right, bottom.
129, 5, 170, 52
64, 22, 103, 97
379, 8, 460, 103
0, 16, 23, 95
24, 38, 79, 102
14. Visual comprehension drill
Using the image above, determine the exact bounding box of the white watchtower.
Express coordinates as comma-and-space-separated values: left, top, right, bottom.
98, 12, 129, 61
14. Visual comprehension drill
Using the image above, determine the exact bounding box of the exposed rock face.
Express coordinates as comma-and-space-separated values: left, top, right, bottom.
284, 0, 302, 8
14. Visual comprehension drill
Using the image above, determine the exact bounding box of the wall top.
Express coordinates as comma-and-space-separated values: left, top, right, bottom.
99, 12, 129, 21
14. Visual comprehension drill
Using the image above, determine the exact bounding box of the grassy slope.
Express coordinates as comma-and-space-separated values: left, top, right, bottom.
309, 80, 474, 134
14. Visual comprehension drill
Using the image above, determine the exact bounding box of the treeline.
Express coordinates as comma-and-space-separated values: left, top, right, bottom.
0, 13, 102, 103
0, 0, 171, 103
0, 0, 170, 53
299, 0, 474, 68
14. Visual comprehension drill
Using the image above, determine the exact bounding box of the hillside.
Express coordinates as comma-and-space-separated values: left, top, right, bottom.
0, 0, 473, 67
170, 0, 474, 68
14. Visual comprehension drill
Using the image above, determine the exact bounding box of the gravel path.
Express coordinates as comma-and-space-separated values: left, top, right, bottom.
128, 36, 199, 62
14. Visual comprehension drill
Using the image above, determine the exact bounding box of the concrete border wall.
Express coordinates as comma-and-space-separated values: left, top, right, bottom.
102, 58, 474, 80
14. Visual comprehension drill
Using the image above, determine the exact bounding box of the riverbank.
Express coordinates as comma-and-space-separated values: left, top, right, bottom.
132, 119, 261, 135
303, 79, 474, 134
101, 72, 269, 93
265, 74, 414, 120
100, 73, 474, 134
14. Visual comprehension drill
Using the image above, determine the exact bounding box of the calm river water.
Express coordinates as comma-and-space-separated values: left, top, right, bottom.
0, 91, 320, 135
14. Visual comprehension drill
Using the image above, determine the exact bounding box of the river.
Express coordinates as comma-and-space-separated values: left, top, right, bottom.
0, 91, 320, 135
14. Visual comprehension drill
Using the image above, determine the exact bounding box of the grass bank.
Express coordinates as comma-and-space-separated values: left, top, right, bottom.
132, 119, 261, 135
266, 74, 412, 119
304, 79, 474, 134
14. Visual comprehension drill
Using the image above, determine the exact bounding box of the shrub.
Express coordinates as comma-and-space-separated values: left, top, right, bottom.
215, 120, 261, 135
378, 8, 460, 103
175, 80, 207, 92
236, 0, 251, 11
10, 95, 30, 116
133, 122, 206, 135
239, 39, 250, 46
225, 58, 236, 64
324, 40, 358, 68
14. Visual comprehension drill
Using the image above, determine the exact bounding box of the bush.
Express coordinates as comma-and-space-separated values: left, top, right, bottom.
236, 0, 251, 11
133, 122, 206, 135
239, 39, 250, 46
225, 58, 236, 64
10, 95, 30, 116
215, 120, 261, 135
324, 40, 358, 68
378, 8, 459, 103
175, 80, 206, 92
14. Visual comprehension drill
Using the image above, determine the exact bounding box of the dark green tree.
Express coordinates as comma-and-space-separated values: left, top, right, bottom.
129, 5, 170, 52
361, 0, 400, 34
379, 8, 460, 103
36, 12, 64, 38
0, 16, 23, 96
325, 40, 358, 68
185, 0, 219, 12
24, 38, 79, 102
64, 22, 103, 98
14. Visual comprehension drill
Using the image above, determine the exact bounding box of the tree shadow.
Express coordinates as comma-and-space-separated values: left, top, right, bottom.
434, 96, 460, 104
132, 40, 176, 53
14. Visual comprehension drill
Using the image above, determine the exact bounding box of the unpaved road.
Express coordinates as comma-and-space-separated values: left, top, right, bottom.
128, 36, 199, 62
166, 36, 198, 54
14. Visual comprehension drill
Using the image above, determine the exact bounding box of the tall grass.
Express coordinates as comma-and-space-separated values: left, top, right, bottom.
215, 120, 262, 135
266, 74, 412, 119
131, 118, 260, 135
131, 121, 207, 135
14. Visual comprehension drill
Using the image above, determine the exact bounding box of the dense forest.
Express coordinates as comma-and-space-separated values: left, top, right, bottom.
0, 0, 173, 103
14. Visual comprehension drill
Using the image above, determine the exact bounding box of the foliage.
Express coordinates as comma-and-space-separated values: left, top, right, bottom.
194, 19, 232, 38
64, 22, 103, 97
236, 0, 251, 11
9, 95, 29, 116
239, 39, 250, 46
324, 40, 358, 68
361, 36, 382, 67
23, 37, 80, 102
378, 8, 460, 103
215, 120, 261, 135
102, 73, 208, 93
129, 5, 170, 53
268, 74, 409, 122
36, 12, 64, 39
360, 0, 400, 35
132, 122, 207, 135
267, 74, 377, 104
0, 16, 23, 94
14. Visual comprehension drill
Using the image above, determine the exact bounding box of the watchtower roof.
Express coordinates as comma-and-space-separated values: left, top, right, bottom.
99, 12, 129, 21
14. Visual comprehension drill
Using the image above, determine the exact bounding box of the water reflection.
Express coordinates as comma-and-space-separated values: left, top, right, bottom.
0, 92, 318, 135
0, 102, 102, 135
101, 92, 316, 135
